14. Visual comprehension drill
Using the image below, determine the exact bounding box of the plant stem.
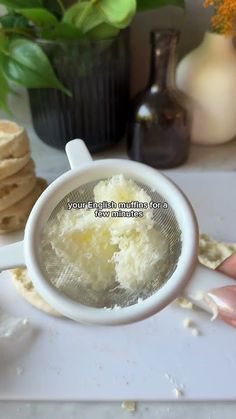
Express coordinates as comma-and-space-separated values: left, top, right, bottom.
0, 27, 35, 39
57, 0, 65, 13
0, 46, 10, 56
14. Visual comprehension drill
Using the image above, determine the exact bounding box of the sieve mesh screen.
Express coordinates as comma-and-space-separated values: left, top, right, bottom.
39, 178, 182, 308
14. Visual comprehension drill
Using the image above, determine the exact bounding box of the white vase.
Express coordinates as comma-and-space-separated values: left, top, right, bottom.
176, 32, 236, 145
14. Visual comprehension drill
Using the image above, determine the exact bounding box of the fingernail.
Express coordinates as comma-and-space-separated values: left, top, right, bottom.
205, 286, 236, 327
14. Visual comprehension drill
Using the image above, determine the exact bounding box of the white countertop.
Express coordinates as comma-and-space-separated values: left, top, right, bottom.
1, 89, 236, 418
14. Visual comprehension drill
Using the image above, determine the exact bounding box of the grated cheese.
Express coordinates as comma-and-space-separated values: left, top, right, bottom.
43, 175, 168, 292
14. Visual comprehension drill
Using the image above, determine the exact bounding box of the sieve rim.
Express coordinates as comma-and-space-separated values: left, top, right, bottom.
24, 159, 198, 325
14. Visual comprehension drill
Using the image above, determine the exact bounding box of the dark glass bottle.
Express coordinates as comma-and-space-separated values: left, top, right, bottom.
127, 29, 190, 169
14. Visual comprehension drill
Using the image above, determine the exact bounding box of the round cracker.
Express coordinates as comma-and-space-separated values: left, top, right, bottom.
0, 177, 47, 234
199, 233, 236, 269
0, 120, 30, 159
10, 268, 62, 317
0, 152, 31, 180
0, 160, 36, 211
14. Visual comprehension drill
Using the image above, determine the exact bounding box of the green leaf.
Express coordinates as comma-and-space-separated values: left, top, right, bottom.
42, 22, 84, 40
63, 1, 123, 39
63, 2, 84, 25
0, 37, 11, 113
0, 72, 11, 113
18, 8, 58, 27
96, 0, 136, 29
136, 0, 185, 11
0, 33, 9, 51
43, 0, 63, 17
0, 68, 11, 113
87, 22, 119, 40
0, 13, 29, 29
63, 1, 105, 33
0, 0, 42, 8
2, 39, 71, 95
63, 2, 104, 33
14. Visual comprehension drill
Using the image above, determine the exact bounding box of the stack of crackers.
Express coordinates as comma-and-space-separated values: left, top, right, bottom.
0, 120, 47, 234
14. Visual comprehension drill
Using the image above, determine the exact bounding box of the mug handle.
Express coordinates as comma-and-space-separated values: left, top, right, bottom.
0, 241, 25, 272
66, 139, 92, 170
183, 263, 236, 313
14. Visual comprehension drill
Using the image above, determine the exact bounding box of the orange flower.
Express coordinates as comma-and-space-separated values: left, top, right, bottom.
203, 0, 236, 35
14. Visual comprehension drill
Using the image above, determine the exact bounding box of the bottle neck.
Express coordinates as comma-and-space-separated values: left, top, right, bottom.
148, 36, 177, 90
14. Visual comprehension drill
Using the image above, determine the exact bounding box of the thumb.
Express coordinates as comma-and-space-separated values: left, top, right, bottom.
217, 253, 236, 280
204, 253, 236, 327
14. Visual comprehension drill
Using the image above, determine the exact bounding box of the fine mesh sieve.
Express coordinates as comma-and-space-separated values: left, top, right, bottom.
0, 139, 235, 326
0, 140, 202, 325
39, 178, 182, 309
1, 140, 235, 326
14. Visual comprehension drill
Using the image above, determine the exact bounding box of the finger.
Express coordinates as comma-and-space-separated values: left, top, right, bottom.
203, 253, 236, 328
217, 253, 236, 280
206, 286, 236, 328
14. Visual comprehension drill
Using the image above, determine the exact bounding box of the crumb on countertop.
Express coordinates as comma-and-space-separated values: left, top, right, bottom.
173, 387, 184, 399
16, 366, 24, 376
183, 318, 194, 328
182, 318, 202, 336
175, 297, 194, 310
121, 401, 136, 412
165, 373, 185, 398
192, 328, 201, 337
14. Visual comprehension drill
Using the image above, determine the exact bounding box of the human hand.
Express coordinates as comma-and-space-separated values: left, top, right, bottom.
206, 253, 236, 327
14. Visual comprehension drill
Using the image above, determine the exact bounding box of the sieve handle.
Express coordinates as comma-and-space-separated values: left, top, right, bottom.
183, 263, 236, 313
0, 241, 25, 271
66, 139, 93, 169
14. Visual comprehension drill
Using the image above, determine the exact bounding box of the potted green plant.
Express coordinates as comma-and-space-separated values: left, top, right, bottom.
0, 0, 184, 151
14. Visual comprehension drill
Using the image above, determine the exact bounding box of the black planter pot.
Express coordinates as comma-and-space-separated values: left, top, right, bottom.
28, 31, 130, 152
